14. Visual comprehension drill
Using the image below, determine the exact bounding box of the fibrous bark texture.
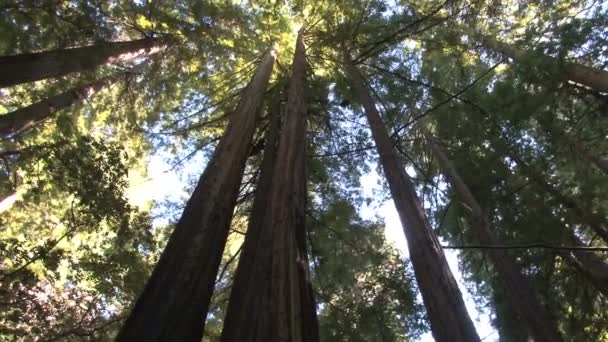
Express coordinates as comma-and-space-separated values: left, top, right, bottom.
221, 30, 319, 342
116, 43, 277, 342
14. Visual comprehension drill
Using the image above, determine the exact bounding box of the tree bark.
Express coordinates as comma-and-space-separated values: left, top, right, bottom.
221, 30, 319, 342
221, 90, 282, 340
0, 68, 134, 137
426, 135, 564, 342
116, 43, 277, 342
484, 36, 608, 93
343, 52, 480, 342
0, 37, 166, 87
560, 232, 608, 295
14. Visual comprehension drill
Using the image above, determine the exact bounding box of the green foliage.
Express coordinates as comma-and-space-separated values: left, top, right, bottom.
310, 199, 427, 341
1, 0, 607, 340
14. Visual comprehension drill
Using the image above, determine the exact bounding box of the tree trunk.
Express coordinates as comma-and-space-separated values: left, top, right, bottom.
343, 52, 480, 342
560, 232, 608, 295
484, 36, 608, 93
426, 135, 564, 342
222, 90, 282, 340
0, 37, 166, 87
116, 43, 277, 342
221, 30, 319, 342
508, 151, 608, 244
0, 68, 134, 137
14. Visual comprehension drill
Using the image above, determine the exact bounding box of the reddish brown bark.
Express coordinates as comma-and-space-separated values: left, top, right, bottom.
221, 92, 282, 340
343, 52, 480, 342
116, 43, 277, 341
0, 37, 166, 87
221, 31, 318, 342
426, 135, 564, 342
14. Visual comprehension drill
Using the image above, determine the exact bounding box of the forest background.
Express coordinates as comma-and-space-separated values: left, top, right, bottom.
0, 0, 607, 341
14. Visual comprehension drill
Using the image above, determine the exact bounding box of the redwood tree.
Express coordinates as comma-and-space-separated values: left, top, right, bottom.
221, 30, 319, 342
116, 43, 277, 341
0, 65, 147, 137
0, 37, 167, 87
343, 50, 480, 342
426, 134, 563, 342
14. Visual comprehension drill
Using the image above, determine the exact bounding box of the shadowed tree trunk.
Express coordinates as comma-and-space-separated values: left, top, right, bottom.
508, 150, 608, 244
343, 51, 480, 342
425, 134, 564, 342
484, 36, 608, 93
0, 37, 167, 87
0, 65, 145, 137
221, 30, 319, 342
222, 91, 282, 339
560, 232, 608, 295
292, 79, 319, 342
116, 43, 277, 342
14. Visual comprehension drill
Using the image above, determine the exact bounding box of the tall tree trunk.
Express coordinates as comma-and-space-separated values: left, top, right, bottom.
222, 91, 282, 340
484, 36, 608, 93
558, 250, 608, 295
0, 67, 140, 137
343, 51, 480, 342
292, 83, 320, 342
0, 37, 166, 87
520, 180, 608, 296
560, 231, 608, 295
116, 43, 277, 342
221, 30, 319, 342
425, 135, 563, 342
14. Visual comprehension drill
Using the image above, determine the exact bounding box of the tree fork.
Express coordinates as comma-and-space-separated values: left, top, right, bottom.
0, 37, 170, 87
426, 134, 564, 342
343, 50, 480, 342
116, 42, 277, 342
